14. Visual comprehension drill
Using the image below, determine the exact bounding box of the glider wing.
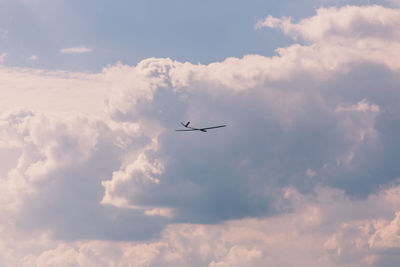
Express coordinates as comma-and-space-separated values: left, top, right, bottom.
200, 125, 226, 130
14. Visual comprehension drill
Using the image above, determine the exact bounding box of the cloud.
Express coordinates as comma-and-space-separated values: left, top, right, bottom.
28, 55, 38, 61
0, 108, 168, 239
0, 28, 7, 40
256, 5, 400, 72
256, 5, 400, 42
369, 211, 400, 249
3, 185, 400, 266
387, 0, 400, 6
0, 52, 7, 64
0, 67, 106, 115
1, 3, 400, 266
60, 45, 92, 54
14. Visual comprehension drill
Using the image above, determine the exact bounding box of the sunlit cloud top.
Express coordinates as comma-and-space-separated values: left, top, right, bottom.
1, 1, 400, 266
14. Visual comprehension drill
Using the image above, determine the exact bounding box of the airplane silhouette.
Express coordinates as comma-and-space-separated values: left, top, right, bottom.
175, 121, 226, 132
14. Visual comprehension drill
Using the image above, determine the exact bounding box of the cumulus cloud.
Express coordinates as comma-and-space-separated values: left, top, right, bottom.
256, 5, 400, 42
3, 185, 400, 266
0, 108, 168, 239
256, 5, 400, 72
60, 45, 92, 54
1, 3, 400, 266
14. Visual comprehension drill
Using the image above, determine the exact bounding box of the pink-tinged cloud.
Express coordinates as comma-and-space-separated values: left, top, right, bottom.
256, 5, 400, 42
0, 67, 105, 115
0, 52, 7, 63
387, 0, 400, 6
3, 186, 400, 266
1, 4, 400, 267
256, 5, 400, 72
60, 45, 92, 54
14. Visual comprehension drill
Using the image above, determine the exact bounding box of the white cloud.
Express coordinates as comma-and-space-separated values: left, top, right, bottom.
0, 67, 106, 115
2, 185, 400, 266
0, 52, 7, 64
256, 5, 400, 42
369, 211, 400, 248
1, 3, 400, 266
335, 99, 380, 113
60, 45, 92, 54
28, 55, 38, 61
0, 109, 141, 213
256, 5, 400, 72
101, 153, 164, 209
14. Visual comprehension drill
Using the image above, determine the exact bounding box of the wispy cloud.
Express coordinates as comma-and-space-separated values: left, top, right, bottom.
60, 45, 92, 54
0, 28, 8, 40
0, 52, 7, 63
28, 55, 38, 61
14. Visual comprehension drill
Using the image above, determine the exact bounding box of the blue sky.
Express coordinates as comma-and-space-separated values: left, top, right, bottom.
0, 0, 390, 71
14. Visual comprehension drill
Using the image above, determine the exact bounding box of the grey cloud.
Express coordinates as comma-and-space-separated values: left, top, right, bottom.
3, 48, 400, 247
18, 185, 400, 267
1, 5, 400, 267
102, 59, 400, 227
0, 109, 168, 241
315, 63, 400, 195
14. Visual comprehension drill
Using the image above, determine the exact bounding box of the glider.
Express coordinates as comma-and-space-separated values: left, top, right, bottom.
175, 121, 226, 132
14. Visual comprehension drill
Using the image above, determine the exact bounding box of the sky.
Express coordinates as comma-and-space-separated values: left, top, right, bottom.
1, 0, 400, 266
